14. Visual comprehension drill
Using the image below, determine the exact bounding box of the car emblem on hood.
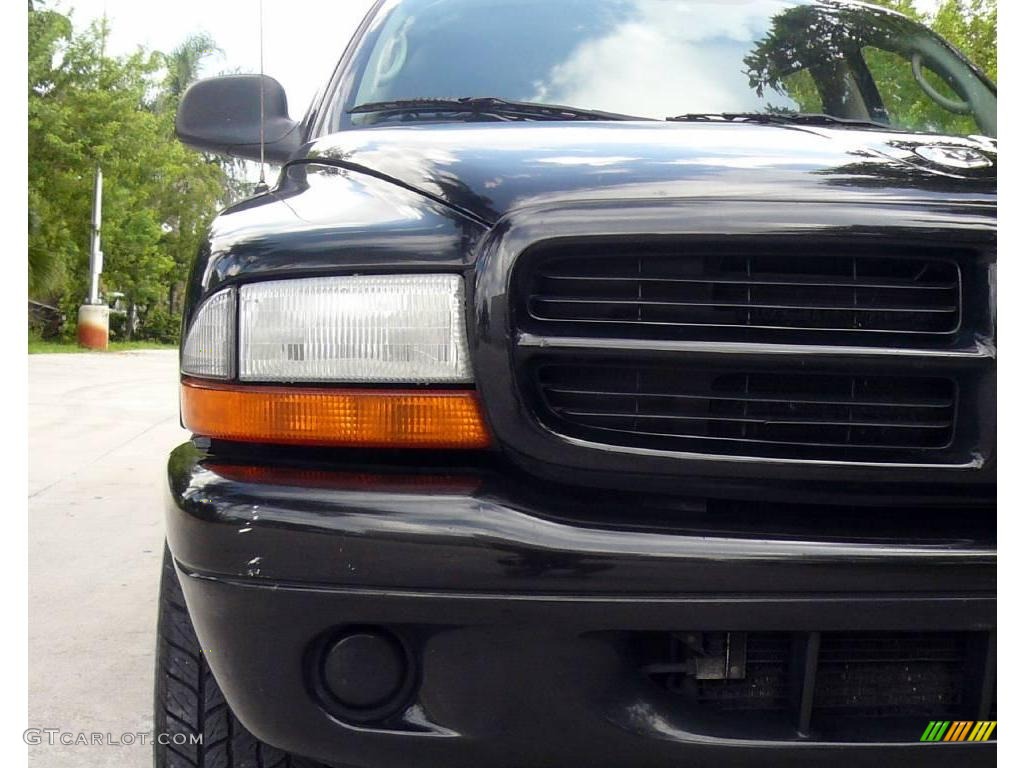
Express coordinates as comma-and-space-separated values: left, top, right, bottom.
914, 145, 992, 169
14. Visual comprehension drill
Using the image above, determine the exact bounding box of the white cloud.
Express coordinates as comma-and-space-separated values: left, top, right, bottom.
531, 0, 795, 118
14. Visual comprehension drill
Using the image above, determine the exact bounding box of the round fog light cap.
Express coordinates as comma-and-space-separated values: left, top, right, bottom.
322, 630, 407, 710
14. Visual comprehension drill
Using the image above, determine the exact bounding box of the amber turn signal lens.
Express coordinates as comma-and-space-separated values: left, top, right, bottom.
180, 378, 492, 449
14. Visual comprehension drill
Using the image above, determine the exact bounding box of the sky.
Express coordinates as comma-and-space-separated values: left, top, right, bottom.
62, 0, 379, 120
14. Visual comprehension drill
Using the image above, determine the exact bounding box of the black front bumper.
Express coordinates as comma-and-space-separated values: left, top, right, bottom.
166, 443, 996, 768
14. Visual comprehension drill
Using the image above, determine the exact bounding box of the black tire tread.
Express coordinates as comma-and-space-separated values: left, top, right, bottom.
154, 546, 325, 768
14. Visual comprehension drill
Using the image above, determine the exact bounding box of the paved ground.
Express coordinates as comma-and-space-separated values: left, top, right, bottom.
29, 350, 186, 767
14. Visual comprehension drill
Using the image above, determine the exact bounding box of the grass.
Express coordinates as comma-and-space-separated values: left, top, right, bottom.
28, 339, 177, 354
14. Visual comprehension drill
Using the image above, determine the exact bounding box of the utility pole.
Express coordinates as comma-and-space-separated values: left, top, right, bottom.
77, 166, 109, 349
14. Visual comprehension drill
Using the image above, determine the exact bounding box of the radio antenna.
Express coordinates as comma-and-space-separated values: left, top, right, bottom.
255, 0, 268, 194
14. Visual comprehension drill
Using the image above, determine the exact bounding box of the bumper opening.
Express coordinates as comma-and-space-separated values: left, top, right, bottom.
631, 629, 996, 743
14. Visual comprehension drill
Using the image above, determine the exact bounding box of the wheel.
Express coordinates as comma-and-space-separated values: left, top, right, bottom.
153, 545, 323, 767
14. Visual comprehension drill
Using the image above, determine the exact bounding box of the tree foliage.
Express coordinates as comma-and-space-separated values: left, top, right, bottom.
28, 1, 230, 340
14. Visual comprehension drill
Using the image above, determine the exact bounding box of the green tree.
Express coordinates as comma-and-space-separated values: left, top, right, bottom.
28, 3, 228, 341
162, 32, 221, 102
27, 0, 74, 297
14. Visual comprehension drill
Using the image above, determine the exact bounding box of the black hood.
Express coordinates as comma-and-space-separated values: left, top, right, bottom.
305, 121, 995, 224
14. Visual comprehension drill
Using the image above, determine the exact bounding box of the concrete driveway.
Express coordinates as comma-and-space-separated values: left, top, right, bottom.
29, 350, 186, 767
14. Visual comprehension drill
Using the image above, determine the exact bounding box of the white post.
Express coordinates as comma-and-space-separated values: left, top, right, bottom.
88, 167, 103, 305
78, 166, 109, 349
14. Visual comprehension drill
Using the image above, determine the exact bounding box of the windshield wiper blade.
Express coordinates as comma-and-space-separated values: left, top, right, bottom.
666, 112, 893, 130
350, 97, 649, 122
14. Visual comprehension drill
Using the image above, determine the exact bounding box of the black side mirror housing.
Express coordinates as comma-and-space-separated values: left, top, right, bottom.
175, 75, 302, 164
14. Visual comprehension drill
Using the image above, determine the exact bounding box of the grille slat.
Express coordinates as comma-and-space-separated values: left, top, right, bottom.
532, 298, 958, 314
535, 364, 957, 459
548, 422, 950, 451
556, 409, 953, 429
545, 387, 955, 409
538, 273, 959, 291
524, 248, 962, 343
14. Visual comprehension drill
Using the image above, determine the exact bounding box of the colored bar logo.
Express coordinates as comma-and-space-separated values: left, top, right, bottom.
920, 721, 996, 742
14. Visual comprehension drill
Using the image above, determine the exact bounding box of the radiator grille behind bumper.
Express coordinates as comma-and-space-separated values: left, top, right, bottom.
814, 633, 968, 716
532, 363, 957, 462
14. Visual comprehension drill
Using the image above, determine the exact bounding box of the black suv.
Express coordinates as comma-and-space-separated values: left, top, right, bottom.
157, 1, 996, 766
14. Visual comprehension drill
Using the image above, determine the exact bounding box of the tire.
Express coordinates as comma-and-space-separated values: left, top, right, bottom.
154, 545, 324, 768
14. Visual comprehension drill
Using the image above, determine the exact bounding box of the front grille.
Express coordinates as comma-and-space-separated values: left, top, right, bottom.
532, 363, 957, 461
637, 630, 995, 741
522, 244, 962, 345
504, 236, 991, 473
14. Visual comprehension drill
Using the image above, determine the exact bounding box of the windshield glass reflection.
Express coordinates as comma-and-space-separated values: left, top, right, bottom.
340, 0, 994, 137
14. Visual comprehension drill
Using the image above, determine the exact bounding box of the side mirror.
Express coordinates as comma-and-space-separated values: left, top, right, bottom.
175, 75, 302, 163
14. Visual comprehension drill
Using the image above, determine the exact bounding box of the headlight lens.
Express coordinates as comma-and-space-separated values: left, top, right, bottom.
180, 288, 235, 379
180, 275, 473, 384
238, 274, 472, 383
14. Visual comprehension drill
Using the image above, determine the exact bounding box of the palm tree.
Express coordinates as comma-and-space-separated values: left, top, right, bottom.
162, 32, 222, 106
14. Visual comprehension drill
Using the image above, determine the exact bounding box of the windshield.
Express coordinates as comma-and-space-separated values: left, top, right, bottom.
333, 0, 995, 137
